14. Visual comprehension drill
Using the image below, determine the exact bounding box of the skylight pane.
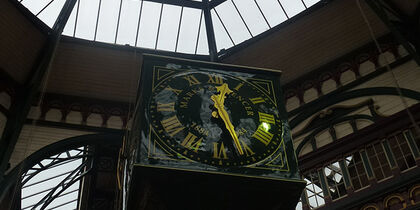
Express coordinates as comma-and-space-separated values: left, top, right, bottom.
21, 150, 83, 210
256, 0, 287, 26
37, 0, 67, 27
214, 1, 251, 45
95, 0, 121, 43
21, 191, 49, 208
76, 0, 100, 40
136, 2, 161, 49
18, 0, 320, 54
23, 174, 64, 195
21, 0, 52, 16
304, 0, 321, 7
24, 159, 81, 186
280, 0, 306, 17
156, 5, 182, 51
177, 8, 202, 54
211, 10, 234, 51
296, 201, 303, 210
232, 0, 269, 36
116, 0, 142, 46
62, 0, 78, 36
196, 17, 209, 55
47, 187, 79, 209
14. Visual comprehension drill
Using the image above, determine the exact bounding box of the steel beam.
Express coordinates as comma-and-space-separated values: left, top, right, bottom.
0, 0, 77, 179
142, 0, 204, 9
203, 0, 218, 61
209, 0, 227, 9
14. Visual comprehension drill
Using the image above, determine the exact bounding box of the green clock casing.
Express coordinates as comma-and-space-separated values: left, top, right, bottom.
128, 54, 303, 182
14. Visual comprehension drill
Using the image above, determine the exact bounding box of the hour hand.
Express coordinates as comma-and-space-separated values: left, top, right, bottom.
211, 84, 244, 155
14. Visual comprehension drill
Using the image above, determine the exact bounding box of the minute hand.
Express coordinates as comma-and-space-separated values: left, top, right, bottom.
211, 95, 244, 155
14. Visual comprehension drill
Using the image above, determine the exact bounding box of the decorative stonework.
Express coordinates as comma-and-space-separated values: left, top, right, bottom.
283, 40, 406, 113
32, 93, 132, 129
357, 185, 420, 210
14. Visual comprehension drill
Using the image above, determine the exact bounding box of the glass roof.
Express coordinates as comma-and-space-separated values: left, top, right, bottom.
19, 0, 320, 56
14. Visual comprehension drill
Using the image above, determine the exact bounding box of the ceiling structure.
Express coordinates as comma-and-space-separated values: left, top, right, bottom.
2, 0, 420, 209
18, 0, 321, 56
3, 0, 392, 103
221, 0, 389, 84
41, 0, 388, 103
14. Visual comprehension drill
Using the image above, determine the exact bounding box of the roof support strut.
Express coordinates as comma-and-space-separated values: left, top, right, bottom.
0, 0, 77, 179
209, 0, 227, 9
142, 0, 204, 9
203, 0, 219, 61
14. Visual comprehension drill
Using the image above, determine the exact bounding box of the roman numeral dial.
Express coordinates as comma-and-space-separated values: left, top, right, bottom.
207, 74, 224, 84
165, 86, 182, 95
259, 112, 275, 124
181, 132, 202, 153
252, 126, 274, 146
213, 142, 228, 159
149, 70, 282, 167
157, 102, 175, 112
250, 97, 265, 104
161, 115, 184, 137
183, 75, 200, 86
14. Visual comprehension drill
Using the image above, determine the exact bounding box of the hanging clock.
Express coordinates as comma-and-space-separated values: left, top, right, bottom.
127, 54, 305, 210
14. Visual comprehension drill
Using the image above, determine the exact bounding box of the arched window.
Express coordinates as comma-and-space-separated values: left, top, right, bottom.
409, 185, 420, 205
384, 195, 406, 210
21, 147, 90, 209
0, 133, 122, 210
361, 204, 379, 210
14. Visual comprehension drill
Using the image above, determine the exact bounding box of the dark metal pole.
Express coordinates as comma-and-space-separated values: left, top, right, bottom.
203, 0, 218, 61
0, 0, 77, 179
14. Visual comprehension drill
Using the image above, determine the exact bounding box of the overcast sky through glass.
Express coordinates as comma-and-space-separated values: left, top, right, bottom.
21, 0, 320, 55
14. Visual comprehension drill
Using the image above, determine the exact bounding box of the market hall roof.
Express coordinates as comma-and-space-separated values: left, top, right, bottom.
18, 0, 321, 56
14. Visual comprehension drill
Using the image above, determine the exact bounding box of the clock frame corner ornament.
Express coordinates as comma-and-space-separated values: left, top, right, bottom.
130, 54, 302, 182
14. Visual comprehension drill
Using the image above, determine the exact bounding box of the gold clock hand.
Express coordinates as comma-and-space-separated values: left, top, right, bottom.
214, 83, 232, 104
211, 84, 244, 155
211, 95, 244, 155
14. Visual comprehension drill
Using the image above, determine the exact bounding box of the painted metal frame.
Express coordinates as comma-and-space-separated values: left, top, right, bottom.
13, 0, 328, 60
22, 148, 92, 210
0, 0, 77, 181
0, 133, 122, 208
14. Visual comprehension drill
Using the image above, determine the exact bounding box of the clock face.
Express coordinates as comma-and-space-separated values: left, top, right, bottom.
148, 70, 283, 167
